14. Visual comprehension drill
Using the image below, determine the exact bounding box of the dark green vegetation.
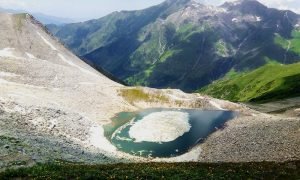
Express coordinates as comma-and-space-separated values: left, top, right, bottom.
200, 62, 300, 102
1, 161, 299, 179
48, 0, 300, 92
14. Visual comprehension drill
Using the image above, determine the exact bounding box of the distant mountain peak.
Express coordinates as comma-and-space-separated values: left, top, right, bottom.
221, 0, 265, 8
161, 0, 199, 9
221, 0, 267, 15
164, 0, 192, 4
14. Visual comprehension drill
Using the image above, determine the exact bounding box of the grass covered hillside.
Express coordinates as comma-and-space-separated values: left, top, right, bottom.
199, 62, 300, 102
1, 161, 299, 179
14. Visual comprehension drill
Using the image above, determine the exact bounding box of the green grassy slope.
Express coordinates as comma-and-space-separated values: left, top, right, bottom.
1, 161, 299, 179
199, 62, 300, 102
124, 22, 217, 89
275, 30, 300, 54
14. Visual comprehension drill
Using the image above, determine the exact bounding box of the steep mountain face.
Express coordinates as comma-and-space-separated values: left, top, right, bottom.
47, 0, 191, 55
48, 0, 300, 92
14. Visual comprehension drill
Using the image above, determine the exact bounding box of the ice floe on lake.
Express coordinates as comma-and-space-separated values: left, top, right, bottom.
129, 111, 191, 143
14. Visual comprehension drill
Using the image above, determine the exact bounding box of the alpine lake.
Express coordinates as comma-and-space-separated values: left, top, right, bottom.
104, 108, 237, 158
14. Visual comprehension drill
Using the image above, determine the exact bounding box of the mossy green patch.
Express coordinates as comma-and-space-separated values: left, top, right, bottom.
264, 57, 281, 65
215, 39, 231, 57
118, 88, 169, 104
176, 23, 209, 42
125, 65, 156, 86
224, 68, 242, 79
274, 33, 290, 49
274, 30, 300, 54
159, 50, 174, 63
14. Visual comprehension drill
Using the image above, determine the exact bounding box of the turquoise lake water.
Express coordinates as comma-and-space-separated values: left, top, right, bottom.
105, 108, 236, 158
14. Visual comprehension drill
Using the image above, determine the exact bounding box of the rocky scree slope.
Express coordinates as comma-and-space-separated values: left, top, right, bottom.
48, 0, 300, 92
0, 12, 128, 169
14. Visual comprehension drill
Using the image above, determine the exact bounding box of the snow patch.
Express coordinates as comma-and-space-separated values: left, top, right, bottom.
0, 78, 10, 84
0, 78, 47, 89
231, 1, 242, 6
25, 52, 36, 59
37, 32, 57, 51
8, 92, 38, 99
153, 145, 202, 162
58, 53, 97, 77
192, 3, 200, 8
255, 16, 262, 22
0, 48, 19, 58
0, 71, 20, 77
209, 100, 225, 110
79, 82, 97, 85
89, 126, 117, 152
129, 111, 191, 143
232, 18, 238, 22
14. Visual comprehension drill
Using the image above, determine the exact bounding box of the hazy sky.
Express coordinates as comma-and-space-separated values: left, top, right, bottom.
0, 0, 299, 21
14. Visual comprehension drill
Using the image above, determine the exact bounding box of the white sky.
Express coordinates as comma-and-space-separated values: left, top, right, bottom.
0, 0, 299, 21
206, 0, 300, 14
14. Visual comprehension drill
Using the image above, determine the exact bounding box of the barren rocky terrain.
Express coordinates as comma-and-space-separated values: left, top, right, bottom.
0, 12, 299, 171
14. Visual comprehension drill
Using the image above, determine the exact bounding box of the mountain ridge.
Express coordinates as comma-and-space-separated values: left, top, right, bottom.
48, 0, 300, 92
